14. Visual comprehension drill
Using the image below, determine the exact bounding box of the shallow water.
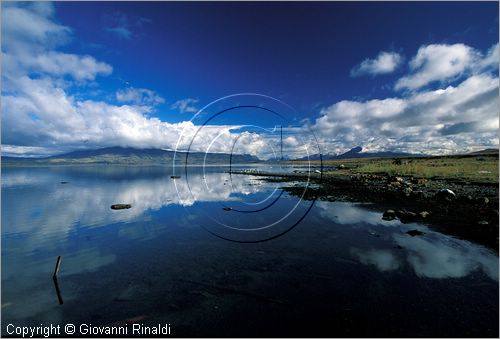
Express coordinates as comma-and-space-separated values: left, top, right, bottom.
1, 165, 498, 337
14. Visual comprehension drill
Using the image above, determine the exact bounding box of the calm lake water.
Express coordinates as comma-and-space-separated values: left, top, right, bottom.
1, 165, 498, 337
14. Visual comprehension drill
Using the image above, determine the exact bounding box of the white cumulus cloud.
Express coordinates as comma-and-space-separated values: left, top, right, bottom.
395, 43, 498, 91
116, 87, 165, 106
170, 98, 199, 113
312, 73, 499, 155
351, 51, 403, 77
1, 3, 268, 158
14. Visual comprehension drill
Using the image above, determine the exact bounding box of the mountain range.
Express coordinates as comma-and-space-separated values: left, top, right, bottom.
293, 146, 424, 161
2, 146, 497, 166
1, 147, 260, 165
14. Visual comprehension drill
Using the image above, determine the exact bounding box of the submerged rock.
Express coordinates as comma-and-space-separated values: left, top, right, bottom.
406, 229, 424, 237
111, 204, 132, 210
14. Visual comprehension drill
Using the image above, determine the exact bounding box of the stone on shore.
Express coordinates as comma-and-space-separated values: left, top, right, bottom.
402, 187, 413, 197
389, 181, 402, 188
418, 211, 430, 219
396, 210, 417, 223
436, 189, 456, 201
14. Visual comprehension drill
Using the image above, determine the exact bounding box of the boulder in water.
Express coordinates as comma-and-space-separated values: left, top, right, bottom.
382, 210, 396, 221
111, 204, 132, 210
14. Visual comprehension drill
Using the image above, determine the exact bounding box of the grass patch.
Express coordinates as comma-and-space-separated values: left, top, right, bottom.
283, 152, 499, 184
355, 157, 498, 183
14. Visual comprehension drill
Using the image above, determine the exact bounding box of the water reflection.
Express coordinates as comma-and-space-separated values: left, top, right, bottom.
394, 234, 498, 280
315, 201, 498, 281
317, 201, 402, 226
1, 246, 115, 323
350, 248, 401, 271
2, 166, 268, 236
1, 166, 498, 335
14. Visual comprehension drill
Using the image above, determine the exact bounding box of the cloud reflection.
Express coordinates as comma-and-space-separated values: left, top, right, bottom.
394, 234, 498, 281
316, 201, 401, 226
315, 200, 498, 281
350, 248, 401, 271
2, 168, 267, 237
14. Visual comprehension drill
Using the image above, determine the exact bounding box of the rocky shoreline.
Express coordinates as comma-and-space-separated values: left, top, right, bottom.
230, 170, 499, 250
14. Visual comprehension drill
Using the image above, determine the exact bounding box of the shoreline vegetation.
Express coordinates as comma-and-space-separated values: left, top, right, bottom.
234, 150, 499, 250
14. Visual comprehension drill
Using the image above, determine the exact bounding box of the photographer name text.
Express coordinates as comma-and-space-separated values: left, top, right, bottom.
6, 323, 171, 337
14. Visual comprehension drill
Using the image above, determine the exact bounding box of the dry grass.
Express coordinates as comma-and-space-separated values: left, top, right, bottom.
289, 153, 499, 184
355, 158, 498, 183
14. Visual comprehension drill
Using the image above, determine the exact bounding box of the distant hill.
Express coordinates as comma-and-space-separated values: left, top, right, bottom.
469, 148, 499, 155
293, 146, 422, 161
1, 147, 260, 165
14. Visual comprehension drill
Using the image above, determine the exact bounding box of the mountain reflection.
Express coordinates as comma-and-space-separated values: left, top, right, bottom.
2, 166, 267, 236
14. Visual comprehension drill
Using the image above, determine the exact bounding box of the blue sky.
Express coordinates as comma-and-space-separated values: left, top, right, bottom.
2, 1, 499, 158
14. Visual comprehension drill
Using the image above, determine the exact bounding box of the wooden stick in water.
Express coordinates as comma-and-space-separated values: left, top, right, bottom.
53, 276, 64, 305
53, 256, 62, 278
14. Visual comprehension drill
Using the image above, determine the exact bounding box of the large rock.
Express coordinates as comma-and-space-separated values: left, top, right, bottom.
436, 189, 456, 201
382, 210, 397, 221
